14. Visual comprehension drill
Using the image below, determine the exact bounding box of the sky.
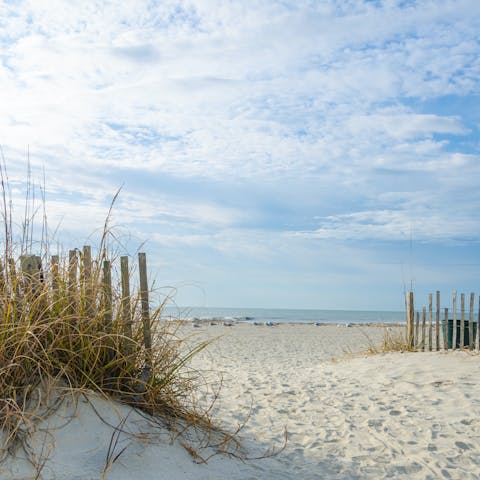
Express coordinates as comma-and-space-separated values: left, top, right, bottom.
0, 0, 479, 311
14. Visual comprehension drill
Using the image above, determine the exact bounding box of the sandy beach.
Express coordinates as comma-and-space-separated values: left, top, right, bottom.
2, 322, 480, 479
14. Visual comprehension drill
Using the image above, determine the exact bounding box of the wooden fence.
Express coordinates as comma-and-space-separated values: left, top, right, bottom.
17, 247, 152, 353
406, 291, 479, 351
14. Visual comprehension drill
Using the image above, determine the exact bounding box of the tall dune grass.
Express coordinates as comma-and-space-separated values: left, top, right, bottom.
0, 166, 217, 463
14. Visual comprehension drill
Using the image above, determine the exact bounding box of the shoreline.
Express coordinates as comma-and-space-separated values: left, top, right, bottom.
167, 318, 406, 327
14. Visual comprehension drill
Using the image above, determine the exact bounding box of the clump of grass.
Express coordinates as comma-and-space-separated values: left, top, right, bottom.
364, 326, 413, 354
0, 164, 221, 466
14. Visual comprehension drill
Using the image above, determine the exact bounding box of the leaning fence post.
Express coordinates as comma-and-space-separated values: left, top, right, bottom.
452, 291, 457, 350
121, 256, 133, 355
407, 291, 414, 349
138, 253, 152, 352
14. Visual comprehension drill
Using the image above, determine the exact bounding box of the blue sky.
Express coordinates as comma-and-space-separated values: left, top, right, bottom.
0, 0, 479, 310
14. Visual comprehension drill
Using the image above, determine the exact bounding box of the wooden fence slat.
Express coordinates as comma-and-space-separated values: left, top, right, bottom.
20, 254, 43, 296
138, 253, 152, 352
443, 307, 449, 350
0, 259, 4, 292
415, 311, 419, 350
83, 245, 93, 317
469, 292, 474, 349
8, 258, 16, 278
68, 249, 78, 310
478, 296, 480, 351
407, 291, 414, 349
452, 291, 457, 350
103, 260, 112, 331
421, 307, 426, 352
428, 293, 433, 352
460, 293, 465, 349
9, 258, 20, 303
121, 256, 133, 355
51, 255, 59, 299
436, 291, 440, 351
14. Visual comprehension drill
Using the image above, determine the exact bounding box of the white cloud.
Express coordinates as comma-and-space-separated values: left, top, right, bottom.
346, 113, 467, 140
0, 0, 479, 309
299, 208, 480, 242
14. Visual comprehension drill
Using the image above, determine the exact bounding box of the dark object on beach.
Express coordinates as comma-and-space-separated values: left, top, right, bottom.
253, 322, 264, 326
443, 319, 478, 349
210, 321, 218, 326
223, 321, 234, 327
266, 321, 277, 327
193, 323, 201, 328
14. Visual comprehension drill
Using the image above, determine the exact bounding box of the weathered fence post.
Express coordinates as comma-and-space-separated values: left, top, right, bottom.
452, 291, 457, 350
20, 254, 44, 317
9, 258, 20, 302
20, 254, 42, 278
436, 291, 440, 351
428, 293, 433, 352
415, 311, 419, 350
120, 256, 133, 355
20, 254, 43, 293
51, 255, 59, 301
0, 259, 4, 288
68, 249, 78, 310
407, 291, 414, 349
8, 258, 16, 279
469, 292, 474, 349
460, 293, 465, 349
103, 260, 112, 331
421, 307, 426, 352
443, 307, 449, 350
138, 253, 152, 352
83, 245, 93, 317
0, 260, 4, 302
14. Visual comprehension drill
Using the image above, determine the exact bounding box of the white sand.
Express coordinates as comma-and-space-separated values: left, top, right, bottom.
2, 323, 480, 479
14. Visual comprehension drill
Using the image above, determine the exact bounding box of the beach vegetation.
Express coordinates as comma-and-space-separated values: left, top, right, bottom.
364, 326, 413, 354
0, 163, 229, 473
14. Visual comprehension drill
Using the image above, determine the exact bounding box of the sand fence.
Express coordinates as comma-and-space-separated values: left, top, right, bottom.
10, 246, 152, 355
406, 291, 479, 351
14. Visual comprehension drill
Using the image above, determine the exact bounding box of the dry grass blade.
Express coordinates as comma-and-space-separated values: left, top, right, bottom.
101, 413, 130, 479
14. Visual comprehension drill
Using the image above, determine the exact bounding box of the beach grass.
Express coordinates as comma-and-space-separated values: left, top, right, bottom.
0, 167, 220, 466
363, 325, 412, 354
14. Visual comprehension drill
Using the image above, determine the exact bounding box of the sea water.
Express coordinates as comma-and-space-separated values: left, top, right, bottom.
161, 306, 405, 324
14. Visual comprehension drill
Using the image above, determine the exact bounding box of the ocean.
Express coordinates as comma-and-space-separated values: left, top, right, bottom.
161, 306, 405, 325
